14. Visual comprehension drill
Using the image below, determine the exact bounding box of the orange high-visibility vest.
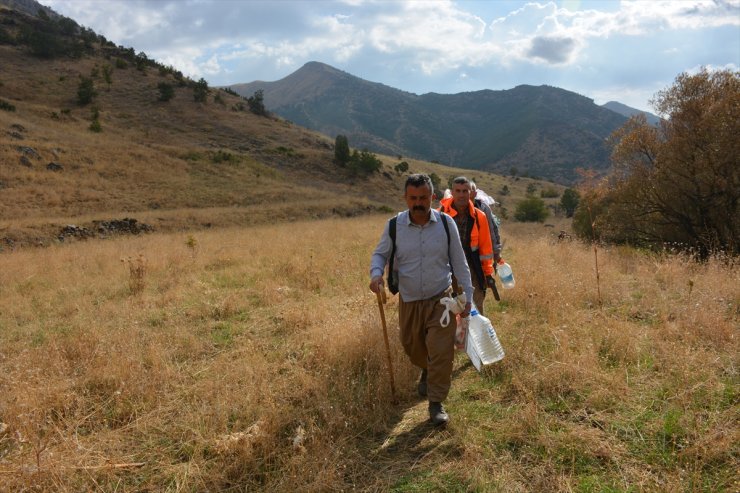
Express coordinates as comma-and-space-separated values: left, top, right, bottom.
439, 197, 494, 277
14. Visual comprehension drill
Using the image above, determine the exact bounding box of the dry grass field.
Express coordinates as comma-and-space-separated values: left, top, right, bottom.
0, 216, 736, 492
3, 9, 734, 491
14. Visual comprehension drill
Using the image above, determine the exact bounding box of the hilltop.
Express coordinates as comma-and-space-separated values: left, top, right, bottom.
601, 100, 661, 126
0, 5, 561, 248
230, 61, 628, 184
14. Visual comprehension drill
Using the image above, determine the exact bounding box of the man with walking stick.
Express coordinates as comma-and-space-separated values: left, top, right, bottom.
369, 174, 473, 426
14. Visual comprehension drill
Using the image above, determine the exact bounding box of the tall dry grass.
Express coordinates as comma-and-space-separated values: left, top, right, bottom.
0, 216, 736, 491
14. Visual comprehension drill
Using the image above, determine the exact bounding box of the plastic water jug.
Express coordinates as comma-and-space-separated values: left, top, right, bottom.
465, 309, 505, 371
497, 259, 515, 289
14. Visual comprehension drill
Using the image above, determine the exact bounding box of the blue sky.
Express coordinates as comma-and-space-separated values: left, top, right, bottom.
42, 0, 740, 113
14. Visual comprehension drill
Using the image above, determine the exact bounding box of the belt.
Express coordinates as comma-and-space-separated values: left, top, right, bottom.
400, 286, 453, 304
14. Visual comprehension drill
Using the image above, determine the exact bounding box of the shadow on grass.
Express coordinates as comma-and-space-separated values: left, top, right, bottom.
343, 360, 474, 489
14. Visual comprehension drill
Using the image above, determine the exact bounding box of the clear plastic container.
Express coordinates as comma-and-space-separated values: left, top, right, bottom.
466, 309, 505, 370
497, 259, 515, 289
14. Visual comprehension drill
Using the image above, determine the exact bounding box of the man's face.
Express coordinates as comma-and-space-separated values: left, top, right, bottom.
452, 183, 471, 210
405, 184, 432, 218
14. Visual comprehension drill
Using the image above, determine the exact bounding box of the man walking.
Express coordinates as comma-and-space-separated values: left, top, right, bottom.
369, 174, 473, 426
438, 177, 495, 315
470, 181, 502, 265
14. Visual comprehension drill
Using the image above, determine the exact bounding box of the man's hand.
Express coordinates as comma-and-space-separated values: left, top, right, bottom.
488, 275, 501, 301
461, 302, 472, 318
486, 275, 496, 290
369, 276, 384, 294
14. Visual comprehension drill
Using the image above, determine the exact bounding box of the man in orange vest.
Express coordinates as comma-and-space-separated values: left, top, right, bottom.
438, 176, 495, 315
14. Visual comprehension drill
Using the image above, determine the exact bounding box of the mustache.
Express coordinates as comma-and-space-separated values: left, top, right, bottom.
412, 205, 427, 211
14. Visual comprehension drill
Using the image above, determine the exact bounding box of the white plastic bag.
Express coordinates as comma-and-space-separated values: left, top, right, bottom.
475, 188, 496, 206
439, 293, 467, 327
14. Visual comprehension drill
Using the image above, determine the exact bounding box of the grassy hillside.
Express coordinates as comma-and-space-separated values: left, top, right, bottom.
0, 6, 561, 248
0, 217, 736, 491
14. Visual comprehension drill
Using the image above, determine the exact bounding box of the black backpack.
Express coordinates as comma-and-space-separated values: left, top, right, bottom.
387, 212, 451, 295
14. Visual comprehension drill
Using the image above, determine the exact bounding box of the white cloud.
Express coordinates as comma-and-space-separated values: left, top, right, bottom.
527, 35, 579, 64
686, 62, 740, 74
201, 55, 221, 75
39, 0, 739, 110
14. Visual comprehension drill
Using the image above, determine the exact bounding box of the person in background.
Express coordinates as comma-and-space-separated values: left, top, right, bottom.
470, 181, 502, 264
369, 174, 473, 426
438, 177, 495, 315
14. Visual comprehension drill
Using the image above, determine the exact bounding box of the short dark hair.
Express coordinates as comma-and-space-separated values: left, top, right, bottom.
405, 174, 433, 194
452, 176, 470, 186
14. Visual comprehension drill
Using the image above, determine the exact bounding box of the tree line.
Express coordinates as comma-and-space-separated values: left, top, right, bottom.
334, 135, 382, 175
574, 68, 739, 259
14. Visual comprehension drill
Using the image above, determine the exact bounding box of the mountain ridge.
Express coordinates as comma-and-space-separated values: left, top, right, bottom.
601, 100, 661, 126
229, 62, 628, 184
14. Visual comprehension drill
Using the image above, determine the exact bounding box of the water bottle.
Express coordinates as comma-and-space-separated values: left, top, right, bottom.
497, 259, 515, 289
466, 308, 505, 367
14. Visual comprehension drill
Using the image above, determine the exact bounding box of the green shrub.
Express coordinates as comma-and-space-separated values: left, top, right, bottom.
514, 196, 549, 222
394, 161, 409, 174
273, 146, 295, 156
334, 135, 350, 165
157, 82, 174, 102
135, 52, 149, 72
115, 58, 127, 69
0, 26, 15, 45
540, 186, 560, 198
0, 99, 16, 112
193, 78, 209, 102
247, 89, 267, 116
77, 77, 96, 105
429, 172, 442, 193
211, 150, 236, 163
348, 149, 382, 175
102, 64, 112, 86
89, 119, 102, 132
560, 188, 580, 218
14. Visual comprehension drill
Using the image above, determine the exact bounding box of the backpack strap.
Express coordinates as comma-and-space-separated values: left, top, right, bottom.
440, 212, 458, 293
387, 216, 398, 294
440, 211, 451, 249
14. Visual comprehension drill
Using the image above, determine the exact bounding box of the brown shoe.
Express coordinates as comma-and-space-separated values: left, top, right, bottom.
429, 401, 449, 426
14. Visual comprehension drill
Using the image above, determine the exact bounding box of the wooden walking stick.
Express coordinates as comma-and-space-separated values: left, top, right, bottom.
375, 289, 398, 403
